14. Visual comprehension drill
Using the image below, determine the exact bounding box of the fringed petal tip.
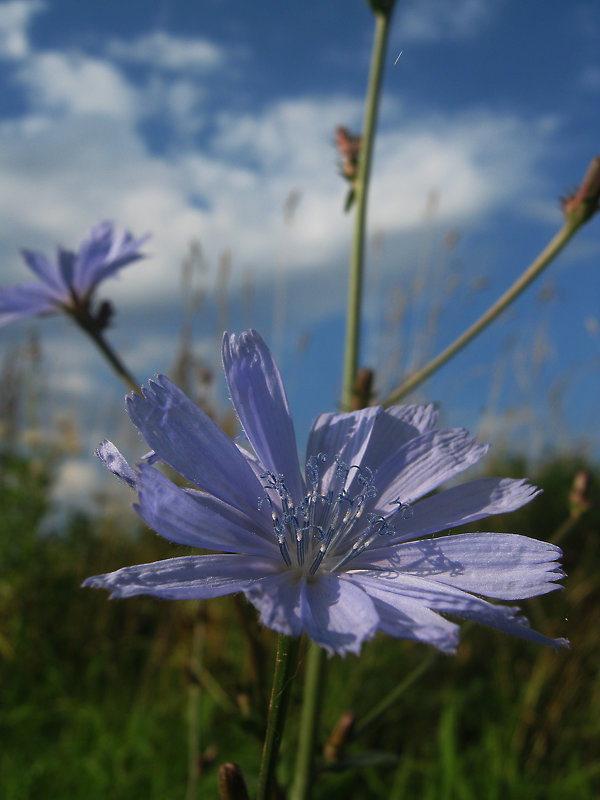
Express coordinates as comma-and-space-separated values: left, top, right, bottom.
95, 440, 137, 488
81, 574, 114, 595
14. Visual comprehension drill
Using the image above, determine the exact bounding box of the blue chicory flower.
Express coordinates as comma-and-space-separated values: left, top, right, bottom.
84, 330, 568, 656
0, 221, 149, 326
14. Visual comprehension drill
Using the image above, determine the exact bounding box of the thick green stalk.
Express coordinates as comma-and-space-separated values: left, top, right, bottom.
341, 7, 393, 410
382, 219, 586, 406
256, 634, 300, 800
289, 641, 326, 800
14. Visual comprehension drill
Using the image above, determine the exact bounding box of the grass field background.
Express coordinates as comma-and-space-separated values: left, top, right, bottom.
1, 447, 598, 799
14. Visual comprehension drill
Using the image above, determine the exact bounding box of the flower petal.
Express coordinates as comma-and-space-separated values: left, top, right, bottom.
360, 533, 564, 599
21, 248, 65, 294
351, 572, 568, 649
57, 247, 76, 287
83, 553, 280, 599
359, 477, 540, 551
245, 571, 304, 636
0, 283, 59, 326
344, 574, 459, 653
371, 428, 488, 512
222, 330, 303, 500
305, 406, 383, 494
300, 574, 379, 656
126, 375, 266, 519
356, 403, 439, 473
73, 221, 149, 294
135, 464, 277, 556
96, 440, 137, 488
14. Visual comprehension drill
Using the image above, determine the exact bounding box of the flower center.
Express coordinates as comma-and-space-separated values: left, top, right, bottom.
258, 454, 413, 575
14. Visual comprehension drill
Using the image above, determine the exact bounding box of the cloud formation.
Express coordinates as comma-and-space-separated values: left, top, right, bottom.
397, 0, 500, 41
0, 5, 553, 313
107, 31, 224, 72
0, 0, 43, 60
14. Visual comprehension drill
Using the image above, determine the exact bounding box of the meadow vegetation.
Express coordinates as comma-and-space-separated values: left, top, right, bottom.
1, 446, 598, 799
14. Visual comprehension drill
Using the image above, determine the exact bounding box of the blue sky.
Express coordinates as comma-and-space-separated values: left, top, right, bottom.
0, 0, 599, 502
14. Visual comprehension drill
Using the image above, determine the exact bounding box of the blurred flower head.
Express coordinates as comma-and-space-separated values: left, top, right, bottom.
85, 330, 567, 657
0, 221, 149, 328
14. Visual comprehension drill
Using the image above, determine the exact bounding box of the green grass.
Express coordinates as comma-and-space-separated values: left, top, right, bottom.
1, 449, 598, 798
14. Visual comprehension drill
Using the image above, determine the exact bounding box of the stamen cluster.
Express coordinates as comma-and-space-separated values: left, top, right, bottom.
259, 453, 413, 576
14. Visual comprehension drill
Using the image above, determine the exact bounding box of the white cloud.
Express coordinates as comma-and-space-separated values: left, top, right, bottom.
0, 0, 43, 60
0, 92, 551, 311
15, 51, 136, 117
0, 22, 553, 320
397, 0, 500, 42
107, 31, 224, 72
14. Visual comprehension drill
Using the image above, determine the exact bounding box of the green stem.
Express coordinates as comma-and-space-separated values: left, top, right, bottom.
353, 651, 437, 739
290, 6, 395, 799
341, 7, 394, 411
382, 219, 585, 406
74, 314, 140, 393
186, 617, 203, 800
256, 634, 300, 800
289, 641, 326, 800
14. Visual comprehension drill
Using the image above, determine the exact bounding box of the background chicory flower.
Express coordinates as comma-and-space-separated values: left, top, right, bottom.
0, 221, 149, 327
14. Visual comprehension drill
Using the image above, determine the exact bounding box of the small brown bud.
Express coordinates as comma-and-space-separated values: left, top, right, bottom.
335, 126, 362, 183
351, 368, 374, 410
561, 156, 600, 226
324, 711, 357, 762
568, 469, 591, 520
218, 763, 250, 800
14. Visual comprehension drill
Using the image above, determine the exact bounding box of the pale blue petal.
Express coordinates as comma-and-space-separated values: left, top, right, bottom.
384, 403, 439, 433
0, 283, 60, 326
300, 574, 379, 656
136, 464, 277, 557
370, 428, 488, 512
57, 247, 76, 287
305, 406, 383, 493
245, 572, 304, 636
96, 440, 137, 488
351, 572, 568, 649
222, 330, 303, 500
83, 553, 280, 599
357, 477, 540, 551
356, 403, 439, 475
73, 221, 149, 294
21, 248, 65, 293
127, 376, 266, 520
359, 533, 564, 599
344, 574, 459, 653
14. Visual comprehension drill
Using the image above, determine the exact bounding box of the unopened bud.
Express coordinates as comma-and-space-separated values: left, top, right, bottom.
561, 156, 600, 227
335, 126, 362, 181
368, 0, 396, 15
351, 368, 374, 411
324, 711, 357, 762
335, 126, 363, 212
95, 300, 114, 332
218, 763, 250, 800
568, 469, 591, 520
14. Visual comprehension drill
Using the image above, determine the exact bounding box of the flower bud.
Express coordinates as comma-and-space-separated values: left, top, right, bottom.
218, 763, 250, 800
561, 156, 600, 226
